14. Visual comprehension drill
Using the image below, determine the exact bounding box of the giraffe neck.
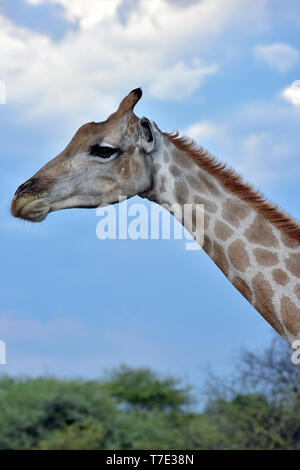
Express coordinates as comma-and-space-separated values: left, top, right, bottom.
142, 136, 300, 345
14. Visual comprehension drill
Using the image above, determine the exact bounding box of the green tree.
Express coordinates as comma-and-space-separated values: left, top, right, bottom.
0, 377, 115, 449
202, 338, 300, 449
101, 364, 193, 412
0, 338, 298, 450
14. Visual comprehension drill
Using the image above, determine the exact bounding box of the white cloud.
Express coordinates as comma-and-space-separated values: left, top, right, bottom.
2, 0, 270, 119
237, 132, 287, 182
26, 0, 44, 4
50, 0, 123, 29
184, 120, 219, 140
149, 62, 218, 100
282, 80, 300, 107
183, 99, 300, 185
254, 43, 299, 72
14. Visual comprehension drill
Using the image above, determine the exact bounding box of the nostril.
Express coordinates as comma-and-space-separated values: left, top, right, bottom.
15, 179, 37, 197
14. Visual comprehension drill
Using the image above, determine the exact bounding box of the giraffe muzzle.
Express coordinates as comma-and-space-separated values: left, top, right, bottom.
14, 178, 38, 198
11, 178, 49, 222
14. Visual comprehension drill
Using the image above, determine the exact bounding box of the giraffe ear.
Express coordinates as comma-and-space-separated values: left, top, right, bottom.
139, 117, 156, 154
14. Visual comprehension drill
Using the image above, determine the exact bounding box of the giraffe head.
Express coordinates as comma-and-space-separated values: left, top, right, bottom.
11, 88, 162, 222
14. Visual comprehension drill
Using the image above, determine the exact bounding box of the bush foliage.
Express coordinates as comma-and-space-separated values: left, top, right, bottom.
0, 339, 299, 449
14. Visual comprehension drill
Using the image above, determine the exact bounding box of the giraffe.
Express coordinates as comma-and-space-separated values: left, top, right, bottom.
11, 88, 300, 345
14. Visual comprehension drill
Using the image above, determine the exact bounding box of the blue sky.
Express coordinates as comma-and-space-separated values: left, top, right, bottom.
0, 0, 300, 394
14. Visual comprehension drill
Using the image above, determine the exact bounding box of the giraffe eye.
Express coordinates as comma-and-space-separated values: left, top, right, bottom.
90, 144, 119, 159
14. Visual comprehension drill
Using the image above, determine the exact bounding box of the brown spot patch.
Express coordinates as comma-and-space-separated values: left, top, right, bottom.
295, 285, 300, 300
204, 214, 210, 230
189, 206, 207, 234
173, 148, 193, 169
194, 195, 217, 214
253, 248, 279, 267
131, 158, 141, 174
272, 269, 289, 286
200, 172, 220, 196
285, 253, 300, 278
213, 241, 229, 277
174, 180, 189, 205
117, 157, 131, 180
159, 175, 166, 193
129, 116, 136, 125
280, 296, 300, 336
191, 209, 197, 232
244, 215, 278, 247
163, 152, 169, 163
228, 239, 250, 273
187, 175, 207, 194
190, 208, 205, 235
214, 220, 233, 241
281, 233, 299, 249
232, 276, 252, 303
252, 273, 284, 336
203, 235, 212, 254
222, 198, 250, 228
170, 165, 181, 177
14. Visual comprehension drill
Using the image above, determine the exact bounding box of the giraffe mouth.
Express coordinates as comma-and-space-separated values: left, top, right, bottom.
11, 195, 49, 222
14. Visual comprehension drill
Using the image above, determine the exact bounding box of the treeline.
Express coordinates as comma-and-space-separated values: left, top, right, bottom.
0, 339, 299, 450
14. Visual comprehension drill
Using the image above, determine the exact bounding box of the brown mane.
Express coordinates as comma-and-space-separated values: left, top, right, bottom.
165, 131, 300, 242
